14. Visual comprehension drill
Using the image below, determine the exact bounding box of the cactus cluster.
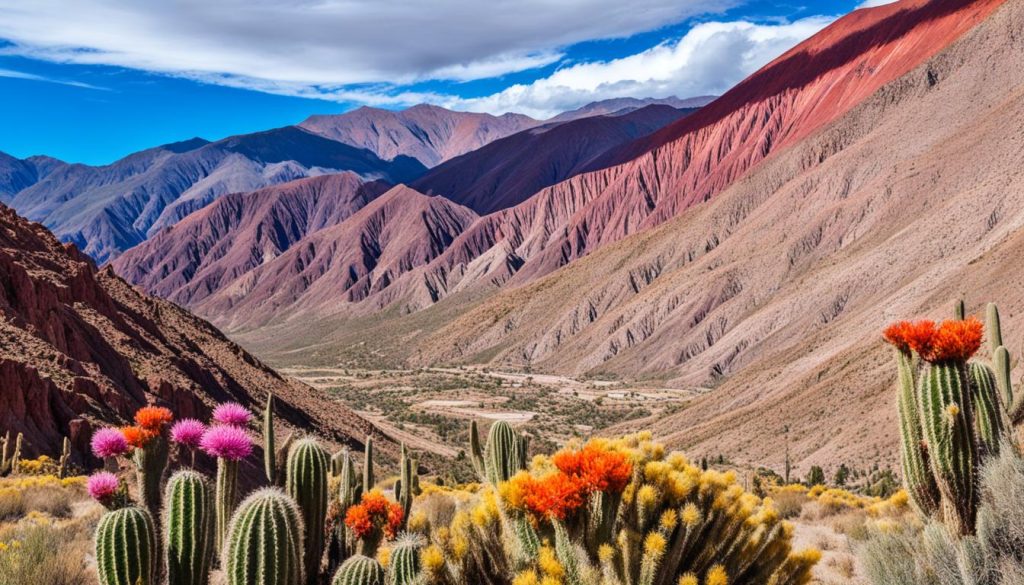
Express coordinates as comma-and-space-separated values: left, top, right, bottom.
86, 397, 818, 585
1, 431, 23, 477
885, 301, 1020, 535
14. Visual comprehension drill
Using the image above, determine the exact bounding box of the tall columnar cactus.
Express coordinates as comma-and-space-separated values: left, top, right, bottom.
328, 448, 362, 574
393, 444, 416, 530
332, 555, 384, 585
0, 431, 21, 476
386, 534, 424, 585
363, 436, 375, 491
134, 434, 169, 520
287, 438, 330, 584
986, 302, 1003, 354
95, 506, 157, 585
165, 470, 215, 585
955, 299, 966, 320
893, 348, 941, 516
994, 345, 1014, 412
57, 436, 72, 479
264, 393, 276, 485
968, 361, 1005, 458
224, 488, 305, 585
472, 420, 527, 484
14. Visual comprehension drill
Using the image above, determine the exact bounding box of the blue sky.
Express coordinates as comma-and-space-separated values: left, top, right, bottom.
0, 0, 892, 165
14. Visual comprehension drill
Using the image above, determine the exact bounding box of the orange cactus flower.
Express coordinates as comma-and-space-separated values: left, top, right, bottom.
883, 318, 982, 363
135, 406, 174, 431
552, 443, 633, 494
510, 472, 588, 521
120, 425, 157, 449
926, 318, 983, 363
344, 491, 404, 539
883, 320, 936, 356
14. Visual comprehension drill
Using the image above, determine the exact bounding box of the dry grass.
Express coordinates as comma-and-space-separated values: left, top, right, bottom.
0, 474, 98, 585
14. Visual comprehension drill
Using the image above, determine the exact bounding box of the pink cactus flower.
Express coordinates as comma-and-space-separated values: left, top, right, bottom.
212, 402, 252, 428
87, 472, 121, 503
200, 425, 253, 461
170, 419, 207, 447
91, 428, 129, 459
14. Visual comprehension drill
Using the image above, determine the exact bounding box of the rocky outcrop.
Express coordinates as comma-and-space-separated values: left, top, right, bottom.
300, 104, 539, 167
0, 204, 374, 465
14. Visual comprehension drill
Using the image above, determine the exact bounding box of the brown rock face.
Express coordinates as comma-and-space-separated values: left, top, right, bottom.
0, 204, 373, 465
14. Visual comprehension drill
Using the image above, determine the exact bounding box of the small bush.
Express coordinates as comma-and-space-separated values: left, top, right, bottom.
0, 519, 94, 585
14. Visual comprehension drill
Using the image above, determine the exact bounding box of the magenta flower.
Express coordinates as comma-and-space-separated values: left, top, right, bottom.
170, 419, 207, 447
91, 428, 129, 459
212, 402, 252, 428
200, 425, 253, 461
87, 472, 121, 503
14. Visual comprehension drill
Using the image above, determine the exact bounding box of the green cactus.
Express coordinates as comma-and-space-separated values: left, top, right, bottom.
332, 555, 384, 585
363, 436, 375, 492
481, 421, 526, 485
95, 506, 157, 585
994, 345, 1014, 413
918, 359, 979, 534
986, 302, 1003, 354
328, 448, 361, 575
165, 470, 215, 585
0, 431, 22, 476
134, 432, 169, 524
393, 444, 415, 531
224, 488, 305, 585
386, 534, 424, 585
57, 436, 71, 479
893, 349, 941, 516
954, 299, 966, 320
286, 438, 330, 585
215, 456, 240, 556
968, 361, 1005, 458
264, 392, 276, 485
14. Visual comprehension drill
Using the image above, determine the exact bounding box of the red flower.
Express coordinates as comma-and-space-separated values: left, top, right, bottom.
927, 318, 983, 363
884, 318, 982, 363
520, 473, 587, 521
344, 491, 404, 539
883, 320, 936, 356
121, 425, 156, 449
135, 406, 174, 431
552, 443, 633, 494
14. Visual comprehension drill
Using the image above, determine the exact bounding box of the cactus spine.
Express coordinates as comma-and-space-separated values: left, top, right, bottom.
287, 438, 330, 585
918, 359, 978, 534
165, 470, 215, 585
894, 349, 941, 516
332, 555, 384, 585
215, 457, 239, 556
387, 535, 423, 585
224, 488, 305, 585
263, 393, 276, 485
967, 361, 1005, 458
95, 506, 157, 585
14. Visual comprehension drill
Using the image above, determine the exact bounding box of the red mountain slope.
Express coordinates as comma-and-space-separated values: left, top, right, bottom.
191, 185, 479, 330
112, 173, 391, 309
397, 0, 1008, 306
0, 204, 376, 464
412, 105, 696, 214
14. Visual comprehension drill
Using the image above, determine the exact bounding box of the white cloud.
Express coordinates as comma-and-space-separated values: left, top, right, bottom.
0, 0, 738, 86
0, 67, 106, 90
440, 16, 837, 118
857, 0, 900, 7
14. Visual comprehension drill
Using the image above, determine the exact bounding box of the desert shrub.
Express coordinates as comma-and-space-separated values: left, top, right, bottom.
859, 447, 1024, 585
769, 486, 808, 519
0, 475, 83, 520
0, 518, 95, 585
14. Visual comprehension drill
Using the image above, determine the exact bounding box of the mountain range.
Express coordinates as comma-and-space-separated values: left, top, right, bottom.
3, 0, 1019, 471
